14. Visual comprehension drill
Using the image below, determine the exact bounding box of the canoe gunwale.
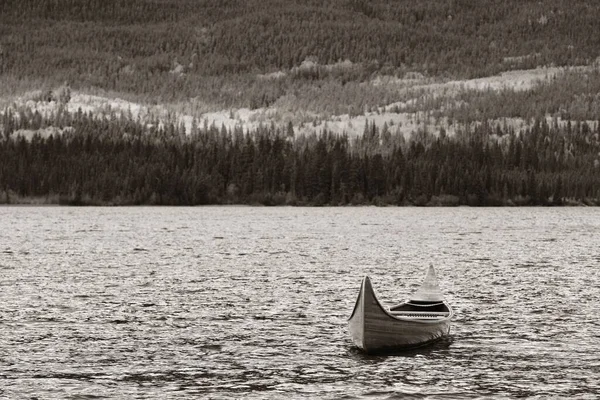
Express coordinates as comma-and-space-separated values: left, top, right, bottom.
370, 289, 451, 324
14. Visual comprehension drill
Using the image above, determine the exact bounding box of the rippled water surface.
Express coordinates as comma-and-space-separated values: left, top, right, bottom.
1, 207, 600, 399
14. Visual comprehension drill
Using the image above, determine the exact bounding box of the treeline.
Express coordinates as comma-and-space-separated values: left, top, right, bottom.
1, 107, 599, 206
2, 0, 600, 105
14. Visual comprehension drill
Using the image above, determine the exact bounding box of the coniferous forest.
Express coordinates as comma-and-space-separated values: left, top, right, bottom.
2, 107, 599, 206
1, 0, 600, 205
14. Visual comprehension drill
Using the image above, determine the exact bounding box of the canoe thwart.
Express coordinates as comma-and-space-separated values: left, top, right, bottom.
389, 311, 450, 318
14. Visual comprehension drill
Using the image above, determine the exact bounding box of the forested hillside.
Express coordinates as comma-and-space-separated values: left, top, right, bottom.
2, 0, 600, 105
2, 0, 600, 206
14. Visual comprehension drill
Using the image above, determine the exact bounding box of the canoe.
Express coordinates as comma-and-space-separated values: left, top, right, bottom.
348, 265, 453, 354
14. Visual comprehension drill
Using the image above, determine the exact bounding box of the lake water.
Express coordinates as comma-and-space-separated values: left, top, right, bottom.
1, 206, 599, 399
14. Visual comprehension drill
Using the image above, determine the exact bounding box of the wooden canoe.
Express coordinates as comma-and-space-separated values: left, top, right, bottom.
348, 265, 453, 354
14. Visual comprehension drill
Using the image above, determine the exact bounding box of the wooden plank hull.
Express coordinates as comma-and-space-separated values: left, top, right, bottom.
348, 276, 452, 354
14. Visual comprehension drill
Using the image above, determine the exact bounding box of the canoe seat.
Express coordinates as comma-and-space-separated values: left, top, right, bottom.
405, 301, 445, 307
389, 311, 449, 319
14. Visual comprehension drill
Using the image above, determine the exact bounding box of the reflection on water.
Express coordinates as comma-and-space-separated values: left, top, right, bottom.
1, 207, 599, 399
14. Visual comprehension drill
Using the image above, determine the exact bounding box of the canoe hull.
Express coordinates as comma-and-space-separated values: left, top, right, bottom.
348, 276, 452, 354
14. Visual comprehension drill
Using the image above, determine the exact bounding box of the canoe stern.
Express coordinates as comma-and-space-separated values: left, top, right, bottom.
348, 276, 368, 349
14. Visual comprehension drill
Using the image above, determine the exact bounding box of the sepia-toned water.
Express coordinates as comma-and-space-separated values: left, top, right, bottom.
1, 206, 599, 399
